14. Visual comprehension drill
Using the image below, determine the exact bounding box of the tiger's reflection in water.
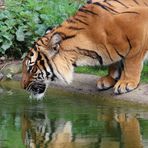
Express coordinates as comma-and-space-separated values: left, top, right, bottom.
21, 110, 143, 148
22, 112, 73, 148
21, 111, 100, 148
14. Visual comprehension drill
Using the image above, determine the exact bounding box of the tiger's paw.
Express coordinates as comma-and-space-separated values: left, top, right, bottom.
97, 76, 116, 91
114, 80, 139, 95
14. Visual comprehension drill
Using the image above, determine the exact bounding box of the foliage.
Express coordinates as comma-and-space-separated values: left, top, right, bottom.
75, 66, 108, 76
141, 63, 148, 83
0, 0, 85, 58
75, 64, 148, 83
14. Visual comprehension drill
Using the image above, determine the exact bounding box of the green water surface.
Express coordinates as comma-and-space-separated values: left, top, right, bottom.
0, 81, 148, 148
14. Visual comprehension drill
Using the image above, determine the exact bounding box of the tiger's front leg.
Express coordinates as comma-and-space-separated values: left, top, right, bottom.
97, 62, 122, 91
114, 51, 145, 94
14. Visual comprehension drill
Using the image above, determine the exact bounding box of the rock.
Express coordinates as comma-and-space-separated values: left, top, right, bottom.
0, 56, 6, 61
0, 62, 22, 80
6, 73, 13, 79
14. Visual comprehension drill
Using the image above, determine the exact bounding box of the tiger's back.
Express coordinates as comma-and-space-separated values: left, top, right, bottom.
90, 0, 148, 12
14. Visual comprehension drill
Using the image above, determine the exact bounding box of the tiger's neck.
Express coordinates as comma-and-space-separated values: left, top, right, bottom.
50, 52, 75, 84
50, 48, 103, 84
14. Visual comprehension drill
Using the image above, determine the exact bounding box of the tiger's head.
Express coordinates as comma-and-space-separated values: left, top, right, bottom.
21, 28, 77, 100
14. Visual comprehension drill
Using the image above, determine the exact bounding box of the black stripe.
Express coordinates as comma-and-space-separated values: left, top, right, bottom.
40, 59, 49, 76
74, 17, 89, 25
103, 45, 113, 61
36, 65, 44, 79
38, 36, 49, 41
144, 2, 148, 6
40, 38, 47, 46
93, 2, 118, 13
43, 36, 50, 41
114, 47, 124, 58
28, 66, 33, 72
76, 14, 88, 19
64, 34, 76, 41
33, 45, 38, 51
42, 53, 57, 81
104, 1, 114, 7
37, 52, 42, 61
121, 11, 140, 15
76, 47, 103, 65
93, 2, 119, 14
78, 8, 99, 16
133, 0, 139, 5
67, 18, 76, 23
126, 36, 132, 49
114, 0, 128, 8
67, 26, 85, 30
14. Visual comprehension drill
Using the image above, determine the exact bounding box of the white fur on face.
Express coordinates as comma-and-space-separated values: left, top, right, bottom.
50, 60, 74, 85
29, 93, 45, 101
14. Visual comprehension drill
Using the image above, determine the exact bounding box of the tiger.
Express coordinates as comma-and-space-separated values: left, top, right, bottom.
21, 0, 148, 99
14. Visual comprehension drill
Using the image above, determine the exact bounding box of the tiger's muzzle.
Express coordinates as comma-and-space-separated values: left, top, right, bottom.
27, 82, 47, 100
30, 82, 46, 94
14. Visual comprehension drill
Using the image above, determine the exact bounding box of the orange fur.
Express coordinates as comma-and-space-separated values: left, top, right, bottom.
22, 0, 148, 98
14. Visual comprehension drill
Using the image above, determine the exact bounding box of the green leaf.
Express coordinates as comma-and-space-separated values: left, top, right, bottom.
2, 33, 14, 41
35, 24, 46, 36
15, 27, 25, 41
0, 38, 3, 43
0, 0, 84, 56
1, 41, 12, 51
25, 31, 32, 36
35, 5, 43, 11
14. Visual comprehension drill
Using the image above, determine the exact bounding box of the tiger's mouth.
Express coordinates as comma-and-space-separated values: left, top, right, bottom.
27, 82, 47, 100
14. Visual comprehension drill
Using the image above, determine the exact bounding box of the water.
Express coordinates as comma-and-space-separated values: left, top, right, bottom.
0, 81, 148, 148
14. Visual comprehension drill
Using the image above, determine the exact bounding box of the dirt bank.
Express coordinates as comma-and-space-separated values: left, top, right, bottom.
50, 73, 148, 104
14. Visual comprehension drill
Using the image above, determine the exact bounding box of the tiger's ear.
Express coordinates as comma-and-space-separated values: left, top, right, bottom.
49, 33, 62, 57
51, 33, 62, 46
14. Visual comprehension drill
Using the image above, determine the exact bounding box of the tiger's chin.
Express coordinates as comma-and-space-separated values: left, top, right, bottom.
29, 92, 45, 101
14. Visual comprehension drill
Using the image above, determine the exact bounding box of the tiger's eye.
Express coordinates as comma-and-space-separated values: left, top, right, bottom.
30, 52, 34, 56
53, 47, 57, 51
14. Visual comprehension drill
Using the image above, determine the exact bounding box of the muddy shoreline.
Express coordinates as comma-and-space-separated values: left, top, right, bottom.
1, 72, 148, 105
49, 73, 148, 105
